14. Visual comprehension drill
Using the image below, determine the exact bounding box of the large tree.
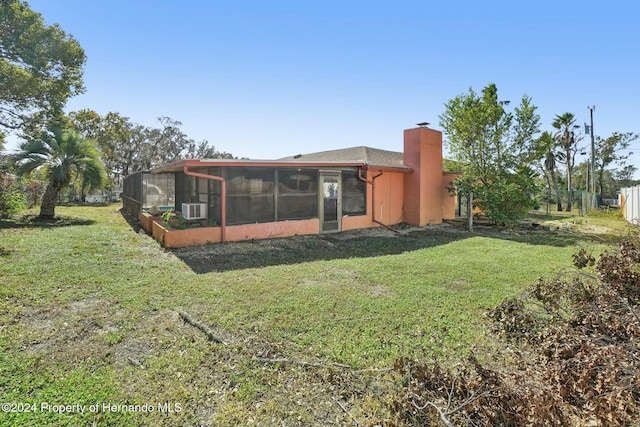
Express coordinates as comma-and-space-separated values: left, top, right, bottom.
68, 110, 135, 183
13, 127, 105, 218
0, 0, 86, 132
184, 139, 234, 159
551, 113, 582, 212
67, 111, 234, 182
594, 132, 638, 197
439, 83, 541, 224
537, 131, 563, 211
615, 165, 639, 190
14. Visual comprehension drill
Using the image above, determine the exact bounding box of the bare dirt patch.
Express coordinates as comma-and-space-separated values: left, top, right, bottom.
166, 219, 591, 274
15, 298, 124, 370
169, 222, 477, 273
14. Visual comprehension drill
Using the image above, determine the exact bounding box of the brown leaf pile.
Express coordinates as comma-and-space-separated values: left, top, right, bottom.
391, 240, 640, 426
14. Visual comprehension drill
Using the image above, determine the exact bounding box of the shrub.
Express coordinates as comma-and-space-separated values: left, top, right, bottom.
0, 175, 27, 217
455, 173, 537, 225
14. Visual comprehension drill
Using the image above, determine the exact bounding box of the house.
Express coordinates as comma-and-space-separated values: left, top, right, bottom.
123, 126, 460, 247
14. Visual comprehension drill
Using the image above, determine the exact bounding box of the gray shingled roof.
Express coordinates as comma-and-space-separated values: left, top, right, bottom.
279, 146, 407, 168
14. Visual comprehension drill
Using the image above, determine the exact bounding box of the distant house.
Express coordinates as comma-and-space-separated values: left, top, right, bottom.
123, 127, 460, 247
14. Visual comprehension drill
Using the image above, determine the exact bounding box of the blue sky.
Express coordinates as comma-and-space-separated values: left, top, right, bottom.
9, 1, 640, 172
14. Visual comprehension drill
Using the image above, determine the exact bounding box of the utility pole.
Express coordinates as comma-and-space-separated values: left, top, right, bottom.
588, 106, 596, 195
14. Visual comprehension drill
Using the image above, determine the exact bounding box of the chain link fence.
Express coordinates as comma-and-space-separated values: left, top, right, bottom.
540, 189, 599, 216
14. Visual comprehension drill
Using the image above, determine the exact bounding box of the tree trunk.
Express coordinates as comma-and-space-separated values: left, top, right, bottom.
598, 167, 605, 197
546, 169, 561, 212
39, 182, 60, 219
467, 191, 473, 232
565, 147, 572, 212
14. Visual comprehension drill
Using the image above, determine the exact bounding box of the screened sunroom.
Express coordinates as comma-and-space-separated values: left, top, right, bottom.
124, 127, 459, 247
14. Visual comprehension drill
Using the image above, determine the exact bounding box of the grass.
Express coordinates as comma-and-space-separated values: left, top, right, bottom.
0, 204, 632, 426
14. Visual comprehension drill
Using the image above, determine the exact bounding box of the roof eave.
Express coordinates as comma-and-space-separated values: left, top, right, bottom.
148, 159, 373, 173
148, 159, 413, 174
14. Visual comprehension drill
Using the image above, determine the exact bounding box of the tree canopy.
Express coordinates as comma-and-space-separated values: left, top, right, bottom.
13, 127, 105, 218
439, 83, 541, 223
593, 132, 638, 197
67, 110, 234, 186
551, 112, 583, 211
0, 0, 86, 131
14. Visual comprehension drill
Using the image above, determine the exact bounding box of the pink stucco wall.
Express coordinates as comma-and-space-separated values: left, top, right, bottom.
403, 127, 456, 226
373, 171, 405, 225
139, 212, 156, 233
145, 215, 320, 248
441, 172, 461, 220
342, 170, 406, 231
224, 219, 319, 243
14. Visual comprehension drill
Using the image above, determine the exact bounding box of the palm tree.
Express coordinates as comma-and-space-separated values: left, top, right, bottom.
13, 127, 105, 219
552, 113, 579, 212
538, 131, 563, 212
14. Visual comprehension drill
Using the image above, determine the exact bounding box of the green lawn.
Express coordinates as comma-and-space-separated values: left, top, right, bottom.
0, 205, 629, 426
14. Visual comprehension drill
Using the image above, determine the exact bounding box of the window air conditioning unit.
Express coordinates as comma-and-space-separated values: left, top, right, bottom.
182, 203, 207, 220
